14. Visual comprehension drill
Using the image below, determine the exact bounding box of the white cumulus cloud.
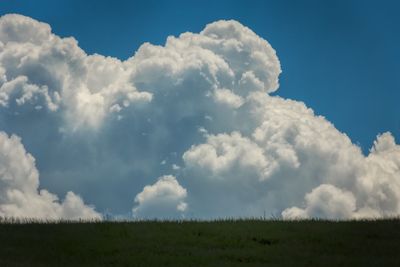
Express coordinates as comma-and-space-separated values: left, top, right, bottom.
0, 131, 101, 219
133, 175, 187, 219
0, 14, 151, 130
282, 184, 357, 219
0, 14, 398, 220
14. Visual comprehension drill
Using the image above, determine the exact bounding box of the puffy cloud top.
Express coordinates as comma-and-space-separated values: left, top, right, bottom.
0, 14, 51, 44
0, 14, 151, 130
133, 175, 187, 219
282, 184, 357, 219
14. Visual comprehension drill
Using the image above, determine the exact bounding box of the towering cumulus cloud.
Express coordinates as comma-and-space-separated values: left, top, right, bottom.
0, 14, 399, 219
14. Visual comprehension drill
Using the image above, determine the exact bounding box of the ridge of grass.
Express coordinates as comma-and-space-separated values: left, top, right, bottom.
1, 219, 399, 266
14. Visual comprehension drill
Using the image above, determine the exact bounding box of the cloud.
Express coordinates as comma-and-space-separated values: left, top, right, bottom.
0, 14, 399, 220
133, 175, 187, 219
212, 88, 244, 108
282, 184, 357, 219
281, 132, 400, 219
183, 131, 272, 180
0, 14, 151, 130
0, 131, 101, 219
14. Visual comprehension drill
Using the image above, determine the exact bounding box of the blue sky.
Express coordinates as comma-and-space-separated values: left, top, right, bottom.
0, 1, 399, 219
1, 0, 398, 153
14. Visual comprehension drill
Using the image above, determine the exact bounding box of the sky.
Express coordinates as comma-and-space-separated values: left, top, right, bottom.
1, 0, 399, 152
0, 0, 399, 220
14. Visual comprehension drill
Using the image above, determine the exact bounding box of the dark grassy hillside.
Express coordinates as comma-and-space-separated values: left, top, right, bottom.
0, 219, 399, 267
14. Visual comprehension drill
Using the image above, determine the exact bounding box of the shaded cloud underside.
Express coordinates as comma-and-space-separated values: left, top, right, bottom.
0, 14, 399, 219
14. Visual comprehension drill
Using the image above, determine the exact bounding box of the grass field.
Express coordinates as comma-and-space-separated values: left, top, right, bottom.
0, 219, 399, 266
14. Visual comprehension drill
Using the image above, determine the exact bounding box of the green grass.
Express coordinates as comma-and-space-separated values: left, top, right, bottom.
1, 219, 399, 266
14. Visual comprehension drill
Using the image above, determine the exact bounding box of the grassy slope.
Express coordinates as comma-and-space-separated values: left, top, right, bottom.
0, 220, 399, 267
